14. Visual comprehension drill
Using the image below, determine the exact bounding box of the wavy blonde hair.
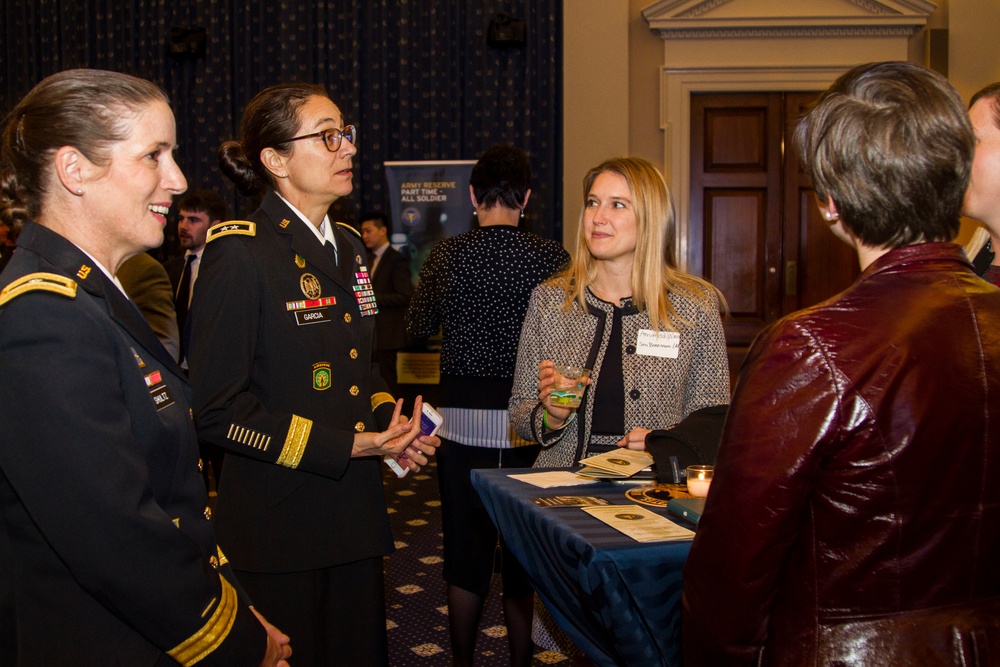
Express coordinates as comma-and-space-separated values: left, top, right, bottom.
554, 156, 725, 330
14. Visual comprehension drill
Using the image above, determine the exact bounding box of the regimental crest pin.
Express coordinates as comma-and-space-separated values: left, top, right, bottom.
294, 254, 306, 268
312, 362, 332, 390
299, 273, 322, 299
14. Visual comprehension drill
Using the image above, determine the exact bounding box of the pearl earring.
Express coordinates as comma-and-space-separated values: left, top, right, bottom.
76, 189, 83, 195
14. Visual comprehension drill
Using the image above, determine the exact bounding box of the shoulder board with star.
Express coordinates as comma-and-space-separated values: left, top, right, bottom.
0, 272, 78, 307
207, 220, 257, 243
336, 222, 362, 239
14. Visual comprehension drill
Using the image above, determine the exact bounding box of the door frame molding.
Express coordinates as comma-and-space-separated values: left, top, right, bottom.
642, 0, 936, 269
660, 66, 846, 268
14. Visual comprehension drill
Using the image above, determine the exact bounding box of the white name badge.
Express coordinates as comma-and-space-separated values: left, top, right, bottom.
636, 329, 680, 358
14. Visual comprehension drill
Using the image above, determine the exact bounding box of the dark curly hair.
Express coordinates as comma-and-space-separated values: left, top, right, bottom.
177, 189, 228, 223
470, 144, 531, 211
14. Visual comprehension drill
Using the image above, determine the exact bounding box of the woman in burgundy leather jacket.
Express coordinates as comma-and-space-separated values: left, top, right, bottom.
683, 61, 1000, 666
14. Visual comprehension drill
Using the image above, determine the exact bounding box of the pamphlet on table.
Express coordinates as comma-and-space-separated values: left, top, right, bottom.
576, 449, 654, 479
582, 505, 695, 542
531, 496, 612, 508
508, 471, 600, 488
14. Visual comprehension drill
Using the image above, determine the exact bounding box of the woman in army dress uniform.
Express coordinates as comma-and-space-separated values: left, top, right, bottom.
187, 83, 439, 667
0, 69, 289, 666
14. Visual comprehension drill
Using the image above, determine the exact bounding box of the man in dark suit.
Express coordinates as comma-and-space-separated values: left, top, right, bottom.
164, 189, 227, 489
164, 189, 227, 352
360, 212, 413, 394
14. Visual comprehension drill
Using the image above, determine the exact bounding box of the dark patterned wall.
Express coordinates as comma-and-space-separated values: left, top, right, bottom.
1, 1, 563, 256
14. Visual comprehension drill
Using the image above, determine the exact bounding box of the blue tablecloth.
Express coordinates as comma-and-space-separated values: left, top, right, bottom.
471, 468, 692, 667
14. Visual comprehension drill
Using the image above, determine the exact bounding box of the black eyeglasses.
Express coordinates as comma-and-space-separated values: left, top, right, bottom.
286, 124, 357, 152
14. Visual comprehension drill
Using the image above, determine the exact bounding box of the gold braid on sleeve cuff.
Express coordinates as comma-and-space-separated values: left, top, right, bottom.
371, 392, 395, 412
276, 414, 312, 469
167, 575, 238, 666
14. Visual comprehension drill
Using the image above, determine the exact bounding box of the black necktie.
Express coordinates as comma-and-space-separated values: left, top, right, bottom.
175, 254, 195, 335
368, 251, 377, 274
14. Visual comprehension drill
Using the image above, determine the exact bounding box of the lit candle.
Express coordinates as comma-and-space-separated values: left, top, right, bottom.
687, 476, 712, 497
686, 465, 714, 498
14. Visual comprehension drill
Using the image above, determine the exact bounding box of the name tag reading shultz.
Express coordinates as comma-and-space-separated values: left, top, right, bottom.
144, 370, 176, 410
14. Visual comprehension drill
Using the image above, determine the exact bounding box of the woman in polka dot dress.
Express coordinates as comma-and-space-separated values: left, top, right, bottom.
406, 144, 569, 667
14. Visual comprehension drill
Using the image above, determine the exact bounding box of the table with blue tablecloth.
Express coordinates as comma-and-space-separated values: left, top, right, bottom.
471, 468, 693, 667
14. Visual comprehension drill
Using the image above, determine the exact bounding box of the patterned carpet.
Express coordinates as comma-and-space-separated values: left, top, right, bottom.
382, 460, 571, 666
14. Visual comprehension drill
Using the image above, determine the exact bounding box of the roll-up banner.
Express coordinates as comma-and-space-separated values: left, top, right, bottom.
384, 160, 476, 386
384, 160, 477, 284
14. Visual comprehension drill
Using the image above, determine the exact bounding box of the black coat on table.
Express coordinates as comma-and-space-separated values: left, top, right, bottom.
370, 245, 412, 352
187, 191, 396, 573
0, 222, 265, 667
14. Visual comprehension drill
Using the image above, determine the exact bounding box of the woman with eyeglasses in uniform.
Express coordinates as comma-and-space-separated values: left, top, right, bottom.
187, 83, 440, 667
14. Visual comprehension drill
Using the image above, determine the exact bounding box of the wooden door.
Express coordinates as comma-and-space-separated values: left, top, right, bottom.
781, 93, 859, 316
689, 92, 859, 377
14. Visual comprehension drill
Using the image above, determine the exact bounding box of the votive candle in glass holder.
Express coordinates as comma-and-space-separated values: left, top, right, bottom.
686, 465, 714, 498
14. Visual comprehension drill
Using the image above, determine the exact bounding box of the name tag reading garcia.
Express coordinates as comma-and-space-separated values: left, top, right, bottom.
286, 297, 336, 326
294, 308, 331, 325
636, 329, 680, 358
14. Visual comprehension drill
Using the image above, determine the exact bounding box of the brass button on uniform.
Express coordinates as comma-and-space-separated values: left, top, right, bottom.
343, 313, 352, 323
209, 555, 219, 569
349, 385, 360, 396
355, 421, 365, 432
204, 506, 212, 520
349, 348, 358, 359
198, 458, 204, 472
